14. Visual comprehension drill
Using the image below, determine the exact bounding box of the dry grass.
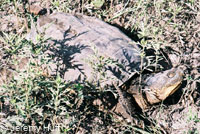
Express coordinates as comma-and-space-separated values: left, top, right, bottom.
0, 0, 200, 133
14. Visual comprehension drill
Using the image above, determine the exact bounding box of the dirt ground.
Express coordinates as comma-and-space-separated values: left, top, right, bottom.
0, 0, 200, 134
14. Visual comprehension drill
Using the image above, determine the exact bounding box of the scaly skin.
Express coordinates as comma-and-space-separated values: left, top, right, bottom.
93, 67, 183, 120
126, 67, 184, 110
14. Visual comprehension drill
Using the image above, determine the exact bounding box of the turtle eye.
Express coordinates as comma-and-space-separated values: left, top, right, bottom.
167, 71, 175, 78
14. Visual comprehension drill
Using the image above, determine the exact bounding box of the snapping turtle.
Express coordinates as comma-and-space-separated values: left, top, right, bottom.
26, 13, 183, 112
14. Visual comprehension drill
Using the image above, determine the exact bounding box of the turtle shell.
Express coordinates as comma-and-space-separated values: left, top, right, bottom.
27, 13, 143, 87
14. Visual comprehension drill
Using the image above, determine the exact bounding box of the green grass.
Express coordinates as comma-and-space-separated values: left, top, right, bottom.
0, 0, 199, 133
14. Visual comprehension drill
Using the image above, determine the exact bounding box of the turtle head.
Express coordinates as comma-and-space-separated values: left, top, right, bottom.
144, 67, 184, 105
132, 67, 184, 110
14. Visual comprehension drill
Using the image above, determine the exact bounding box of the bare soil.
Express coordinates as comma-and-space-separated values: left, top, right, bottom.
0, 0, 199, 134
